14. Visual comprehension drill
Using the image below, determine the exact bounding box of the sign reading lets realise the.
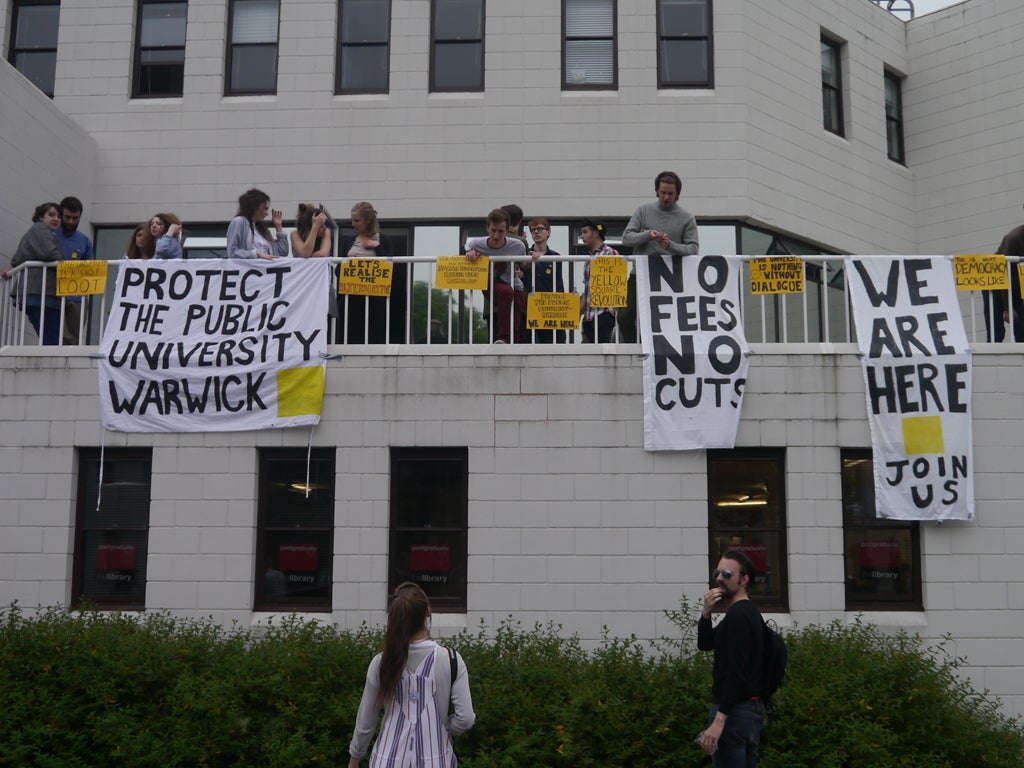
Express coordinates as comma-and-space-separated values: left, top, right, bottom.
338, 258, 393, 297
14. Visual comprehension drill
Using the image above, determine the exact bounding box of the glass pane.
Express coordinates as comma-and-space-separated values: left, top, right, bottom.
15, 5, 60, 48
392, 530, 467, 602
393, 456, 466, 529
659, 0, 707, 36
565, 0, 613, 37
821, 42, 839, 87
565, 39, 614, 86
434, 0, 482, 40
659, 39, 707, 85
884, 76, 899, 116
711, 532, 782, 601
844, 528, 915, 601
230, 44, 278, 92
263, 456, 333, 528
342, 0, 389, 42
82, 530, 149, 602
697, 225, 736, 256
138, 58, 185, 96
14, 51, 56, 95
823, 87, 841, 132
887, 120, 903, 161
262, 530, 332, 600
140, 2, 188, 47
232, 0, 279, 43
340, 45, 389, 91
433, 41, 482, 90
83, 458, 152, 528
709, 457, 782, 528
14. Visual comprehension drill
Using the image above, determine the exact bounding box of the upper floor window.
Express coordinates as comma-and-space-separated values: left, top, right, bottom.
884, 70, 905, 164
430, 0, 484, 92
562, 0, 616, 90
657, 0, 712, 88
8, 0, 60, 97
390, 448, 468, 612
842, 450, 922, 610
133, 0, 187, 98
336, 0, 391, 94
73, 448, 153, 610
708, 448, 788, 611
255, 448, 335, 611
821, 35, 844, 136
226, 0, 279, 95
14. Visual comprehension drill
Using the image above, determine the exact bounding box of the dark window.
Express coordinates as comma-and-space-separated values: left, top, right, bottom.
73, 448, 152, 610
884, 70, 905, 164
8, 0, 61, 97
133, 0, 187, 98
657, 0, 712, 88
336, 0, 390, 94
821, 35, 844, 135
255, 449, 335, 611
562, 0, 616, 90
226, 0, 279, 95
842, 450, 922, 610
430, 0, 483, 92
390, 448, 468, 612
708, 449, 787, 611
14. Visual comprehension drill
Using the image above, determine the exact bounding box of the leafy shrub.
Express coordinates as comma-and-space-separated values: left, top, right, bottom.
1, 603, 1020, 767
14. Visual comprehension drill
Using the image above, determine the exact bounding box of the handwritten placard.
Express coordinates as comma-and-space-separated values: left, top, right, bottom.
952, 254, 1007, 291
749, 257, 804, 295
338, 258, 393, 297
435, 256, 490, 291
57, 260, 108, 296
589, 256, 628, 308
527, 292, 580, 331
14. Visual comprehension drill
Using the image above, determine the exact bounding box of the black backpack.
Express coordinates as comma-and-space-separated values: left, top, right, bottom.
761, 618, 788, 705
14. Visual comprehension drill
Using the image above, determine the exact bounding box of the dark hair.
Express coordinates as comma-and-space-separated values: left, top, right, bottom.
500, 204, 524, 229
486, 208, 510, 227
59, 196, 83, 214
126, 224, 155, 259
32, 202, 60, 222
580, 218, 605, 241
654, 171, 682, 196
295, 203, 316, 239
236, 188, 273, 241
376, 582, 430, 708
151, 212, 182, 236
721, 549, 756, 580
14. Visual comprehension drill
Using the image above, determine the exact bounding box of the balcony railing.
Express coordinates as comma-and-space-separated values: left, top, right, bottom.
0, 255, 1016, 350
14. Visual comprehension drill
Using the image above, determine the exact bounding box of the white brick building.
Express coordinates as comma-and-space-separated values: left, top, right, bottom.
2, 0, 1024, 717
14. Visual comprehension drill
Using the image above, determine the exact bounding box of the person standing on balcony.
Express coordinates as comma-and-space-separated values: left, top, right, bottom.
466, 208, 527, 343
579, 218, 622, 344
983, 205, 1024, 343
226, 188, 288, 261
123, 224, 155, 260
149, 212, 185, 259
523, 217, 566, 344
620, 170, 700, 342
3, 202, 63, 345
56, 196, 95, 344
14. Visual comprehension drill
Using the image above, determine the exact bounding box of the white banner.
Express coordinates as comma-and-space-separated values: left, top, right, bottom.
636, 255, 749, 450
99, 259, 329, 433
846, 256, 974, 521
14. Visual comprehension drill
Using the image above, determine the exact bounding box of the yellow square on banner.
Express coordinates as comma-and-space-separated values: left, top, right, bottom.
277, 367, 325, 417
902, 416, 944, 455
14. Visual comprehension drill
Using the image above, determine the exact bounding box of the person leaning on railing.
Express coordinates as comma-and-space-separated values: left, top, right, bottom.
1, 201, 64, 345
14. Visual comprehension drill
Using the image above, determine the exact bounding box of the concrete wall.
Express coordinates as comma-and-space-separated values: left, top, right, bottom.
0, 347, 1021, 717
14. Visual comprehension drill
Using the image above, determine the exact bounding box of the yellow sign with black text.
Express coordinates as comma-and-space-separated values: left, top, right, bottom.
953, 254, 1007, 291
527, 292, 580, 331
749, 257, 804, 295
338, 258, 393, 297
435, 256, 490, 291
589, 257, 628, 308
57, 260, 107, 296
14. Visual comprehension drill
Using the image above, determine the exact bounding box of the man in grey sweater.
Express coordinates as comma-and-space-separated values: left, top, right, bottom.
619, 171, 700, 342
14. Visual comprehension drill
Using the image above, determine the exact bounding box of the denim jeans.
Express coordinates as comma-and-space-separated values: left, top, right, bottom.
708, 700, 764, 768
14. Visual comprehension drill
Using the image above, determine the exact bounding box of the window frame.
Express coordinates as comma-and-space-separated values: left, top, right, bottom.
884, 69, 906, 164
841, 449, 922, 611
132, 0, 188, 99
72, 447, 153, 611
335, 0, 391, 95
561, 0, 618, 91
821, 34, 844, 136
8, 0, 61, 98
429, 0, 485, 93
389, 447, 468, 613
224, 0, 280, 96
254, 448, 336, 612
656, 0, 713, 89
707, 448, 788, 612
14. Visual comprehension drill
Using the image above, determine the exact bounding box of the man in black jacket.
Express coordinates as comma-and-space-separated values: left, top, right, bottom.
697, 549, 765, 767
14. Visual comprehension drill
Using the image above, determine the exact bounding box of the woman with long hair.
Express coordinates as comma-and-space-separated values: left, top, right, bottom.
348, 582, 475, 767
149, 212, 184, 259
225, 188, 289, 260
290, 203, 332, 258
124, 224, 155, 260
3, 202, 63, 345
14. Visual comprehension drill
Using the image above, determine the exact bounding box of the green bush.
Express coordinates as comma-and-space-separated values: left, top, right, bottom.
1, 603, 1020, 767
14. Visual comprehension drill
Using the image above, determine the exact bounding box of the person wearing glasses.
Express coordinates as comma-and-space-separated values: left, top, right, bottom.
523, 217, 566, 344
697, 549, 766, 767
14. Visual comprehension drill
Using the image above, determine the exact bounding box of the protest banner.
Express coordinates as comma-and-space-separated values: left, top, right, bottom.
435, 256, 490, 291
338, 258, 393, 297
588, 256, 628, 308
846, 256, 974, 521
952, 254, 1007, 291
98, 259, 329, 432
57, 260, 108, 296
636, 254, 749, 450
526, 292, 580, 331
749, 257, 804, 295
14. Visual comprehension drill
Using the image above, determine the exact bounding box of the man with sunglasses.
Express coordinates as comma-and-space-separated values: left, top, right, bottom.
697, 549, 766, 767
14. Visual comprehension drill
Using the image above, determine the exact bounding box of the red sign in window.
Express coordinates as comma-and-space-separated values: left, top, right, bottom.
731, 543, 768, 572
96, 543, 136, 571
859, 541, 900, 569
410, 544, 450, 572
278, 544, 317, 572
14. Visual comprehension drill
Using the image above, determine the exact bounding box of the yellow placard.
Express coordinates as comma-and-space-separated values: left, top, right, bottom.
435, 255, 490, 291
588, 256, 628, 308
56, 260, 108, 296
526, 292, 580, 331
749, 257, 805, 295
902, 415, 944, 455
952, 254, 1007, 291
1018, 263, 1024, 299
338, 258, 393, 297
